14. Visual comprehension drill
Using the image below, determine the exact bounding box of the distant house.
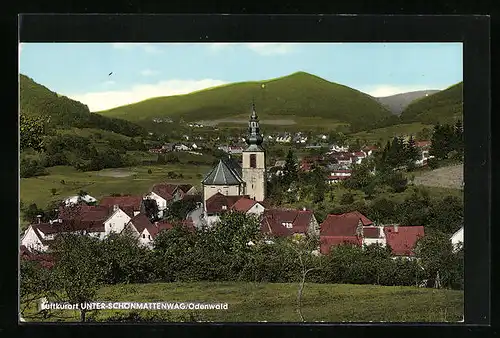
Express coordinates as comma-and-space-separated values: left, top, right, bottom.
383, 225, 425, 258
204, 193, 248, 227
275, 134, 292, 143
161, 143, 175, 152
228, 146, 244, 154
21, 223, 58, 252
99, 196, 143, 217
274, 160, 286, 168
63, 194, 97, 206
260, 208, 319, 239
450, 226, 464, 252
123, 218, 173, 249
175, 144, 190, 151
362, 145, 378, 156
230, 197, 266, 217
104, 205, 133, 235
326, 169, 352, 184
145, 183, 197, 218
319, 211, 373, 255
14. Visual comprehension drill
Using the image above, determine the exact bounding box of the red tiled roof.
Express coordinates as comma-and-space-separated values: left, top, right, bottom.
261, 209, 315, 237
362, 226, 381, 238
320, 211, 373, 237
353, 151, 366, 157
205, 193, 247, 214
56, 205, 111, 231
383, 226, 425, 256
99, 196, 143, 211
231, 198, 258, 213
146, 221, 174, 239
320, 236, 362, 254
416, 141, 431, 148
128, 214, 153, 234
177, 184, 194, 194
363, 146, 378, 151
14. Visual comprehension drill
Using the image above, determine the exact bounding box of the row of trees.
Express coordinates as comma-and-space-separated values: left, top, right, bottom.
21, 212, 463, 322
429, 120, 464, 161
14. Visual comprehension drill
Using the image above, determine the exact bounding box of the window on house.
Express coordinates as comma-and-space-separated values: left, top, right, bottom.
148, 235, 151, 240
142, 234, 145, 238
250, 154, 256, 168
222, 205, 227, 210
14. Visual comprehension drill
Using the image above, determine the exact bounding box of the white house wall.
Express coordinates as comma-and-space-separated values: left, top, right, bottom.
104, 209, 132, 235
21, 227, 48, 252
247, 203, 265, 216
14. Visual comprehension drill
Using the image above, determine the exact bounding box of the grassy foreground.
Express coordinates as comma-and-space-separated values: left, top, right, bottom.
23, 282, 464, 323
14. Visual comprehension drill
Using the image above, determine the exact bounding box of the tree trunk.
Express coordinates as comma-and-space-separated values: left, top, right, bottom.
297, 271, 306, 322
80, 309, 86, 322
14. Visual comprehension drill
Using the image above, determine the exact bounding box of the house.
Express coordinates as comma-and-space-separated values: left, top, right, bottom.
175, 144, 190, 151
228, 146, 244, 154
326, 169, 352, 184
414, 141, 434, 167
145, 184, 197, 218
362, 145, 378, 156
450, 226, 464, 252
331, 144, 349, 153
55, 204, 112, 239
319, 211, 373, 254
161, 143, 175, 152
21, 223, 58, 252
123, 217, 173, 248
260, 208, 319, 239
63, 194, 97, 206
203, 192, 248, 227
99, 195, 143, 217
275, 134, 292, 143
383, 225, 425, 258
103, 205, 134, 235
352, 151, 367, 164
230, 197, 266, 217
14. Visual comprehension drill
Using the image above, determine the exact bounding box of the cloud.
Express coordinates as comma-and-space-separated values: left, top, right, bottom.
65, 79, 228, 112
360, 85, 445, 97
206, 42, 298, 55
111, 43, 161, 54
140, 69, 160, 77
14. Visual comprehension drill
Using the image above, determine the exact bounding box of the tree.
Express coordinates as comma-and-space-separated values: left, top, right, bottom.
164, 199, 198, 222
282, 150, 298, 188
286, 235, 322, 322
20, 112, 46, 151
414, 231, 457, 288
404, 136, 420, 170
51, 234, 105, 322
143, 198, 160, 222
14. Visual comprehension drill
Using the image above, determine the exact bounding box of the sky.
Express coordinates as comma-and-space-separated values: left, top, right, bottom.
19, 42, 463, 112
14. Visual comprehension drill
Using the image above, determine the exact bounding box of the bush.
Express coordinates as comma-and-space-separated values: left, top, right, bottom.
147, 169, 152, 174
20, 157, 47, 178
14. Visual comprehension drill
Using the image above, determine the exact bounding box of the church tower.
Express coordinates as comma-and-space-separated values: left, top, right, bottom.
242, 103, 266, 201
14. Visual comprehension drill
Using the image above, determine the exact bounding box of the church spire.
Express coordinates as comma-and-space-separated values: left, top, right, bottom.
246, 102, 263, 147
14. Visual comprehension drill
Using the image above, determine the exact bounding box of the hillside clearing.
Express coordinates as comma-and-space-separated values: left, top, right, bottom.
22, 282, 464, 323
414, 164, 463, 189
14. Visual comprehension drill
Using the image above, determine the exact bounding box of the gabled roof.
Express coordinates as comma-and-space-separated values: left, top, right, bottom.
56, 205, 111, 231
151, 183, 178, 201
320, 236, 362, 254
144, 221, 174, 239
320, 211, 373, 237
261, 209, 315, 237
205, 193, 247, 214
383, 226, 425, 256
202, 158, 243, 185
127, 214, 153, 234
99, 196, 143, 211
177, 184, 194, 194
231, 197, 259, 213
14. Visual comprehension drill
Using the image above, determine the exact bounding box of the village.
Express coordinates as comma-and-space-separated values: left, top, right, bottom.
20, 106, 463, 265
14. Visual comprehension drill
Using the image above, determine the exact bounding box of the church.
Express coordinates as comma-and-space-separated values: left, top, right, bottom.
201, 104, 267, 221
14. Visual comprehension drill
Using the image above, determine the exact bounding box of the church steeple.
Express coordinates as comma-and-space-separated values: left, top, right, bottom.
246, 103, 263, 147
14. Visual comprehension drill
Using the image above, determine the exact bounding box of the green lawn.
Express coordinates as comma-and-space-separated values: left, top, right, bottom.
22, 282, 464, 323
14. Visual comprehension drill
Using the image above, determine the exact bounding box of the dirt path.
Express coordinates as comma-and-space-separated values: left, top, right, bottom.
413, 164, 463, 189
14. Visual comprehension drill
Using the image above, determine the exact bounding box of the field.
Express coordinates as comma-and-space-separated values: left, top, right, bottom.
19, 162, 212, 230
350, 122, 432, 143
22, 282, 464, 323
413, 164, 463, 189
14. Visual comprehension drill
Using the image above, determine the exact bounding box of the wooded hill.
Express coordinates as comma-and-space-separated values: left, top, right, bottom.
20, 74, 146, 137
399, 82, 463, 125
96, 71, 398, 132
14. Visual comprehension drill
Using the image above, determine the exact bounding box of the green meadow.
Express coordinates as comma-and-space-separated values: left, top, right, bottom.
22, 282, 464, 323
